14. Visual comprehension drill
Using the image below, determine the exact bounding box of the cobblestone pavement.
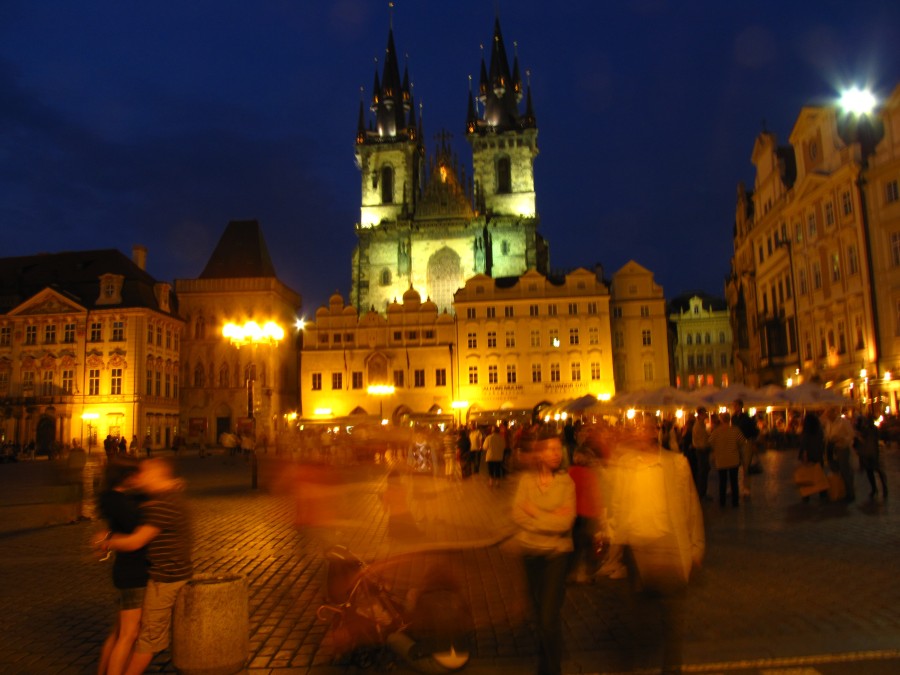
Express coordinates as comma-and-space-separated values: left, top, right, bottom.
1, 443, 899, 674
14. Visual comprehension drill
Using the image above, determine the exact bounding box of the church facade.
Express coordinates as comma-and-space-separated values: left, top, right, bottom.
351, 19, 548, 315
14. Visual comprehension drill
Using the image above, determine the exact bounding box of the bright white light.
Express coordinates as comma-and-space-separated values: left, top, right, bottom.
223, 320, 285, 345
749, 407, 757, 417
552, 338, 560, 348
597, 392, 611, 402
451, 401, 469, 409
295, 317, 306, 331
675, 409, 683, 419
81, 412, 99, 420
313, 408, 332, 415
368, 384, 395, 395
626, 409, 636, 420
839, 87, 877, 116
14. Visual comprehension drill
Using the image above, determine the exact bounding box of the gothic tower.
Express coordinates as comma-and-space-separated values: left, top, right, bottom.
351, 16, 547, 315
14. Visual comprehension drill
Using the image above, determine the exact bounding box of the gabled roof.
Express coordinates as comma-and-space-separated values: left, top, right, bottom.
199, 220, 277, 279
0, 249, 173, 315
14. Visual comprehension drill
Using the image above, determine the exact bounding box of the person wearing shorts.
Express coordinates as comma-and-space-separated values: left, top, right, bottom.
102, 458, 193, 674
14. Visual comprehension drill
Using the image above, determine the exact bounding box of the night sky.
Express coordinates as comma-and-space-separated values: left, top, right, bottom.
2, 1, 899, 315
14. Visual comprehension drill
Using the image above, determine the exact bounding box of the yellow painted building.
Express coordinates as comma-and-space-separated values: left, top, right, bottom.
453, 268, 616, 419
0, 247, 182, 453
609, 261, 672, 392
300, 289, 457, 424
728, 84, 900, 411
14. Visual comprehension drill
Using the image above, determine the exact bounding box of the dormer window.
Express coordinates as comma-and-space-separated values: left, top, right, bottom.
97, 274, 124, 305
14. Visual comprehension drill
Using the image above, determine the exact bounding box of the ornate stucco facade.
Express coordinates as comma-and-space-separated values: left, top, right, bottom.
727, 84, 900, 410
351, 19, 548, 315
669, 293, 733, 390
0, 248, 182, 453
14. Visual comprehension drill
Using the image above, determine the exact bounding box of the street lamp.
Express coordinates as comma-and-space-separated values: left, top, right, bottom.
223, 320, 285, 488
836, 86, 884, 410
367, 384, 395, 424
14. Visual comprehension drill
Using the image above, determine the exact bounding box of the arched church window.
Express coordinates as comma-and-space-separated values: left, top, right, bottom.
195, 316, 206, 340
381, 268, 392, 286
381, 166, 394, 204
218, 364, 229, 388
497, 156, 511, 194
193, 363, 205, 388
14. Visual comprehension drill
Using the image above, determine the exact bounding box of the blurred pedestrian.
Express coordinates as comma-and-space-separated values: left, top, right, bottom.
691, 408, 711, 500
732, 399, 759, 496
512, 433, 575, 675
483, 425, 506, 488
855, 413, 887, 501
94, 460, 148, 675
708, 412, 746, 508
568, 448, 603, 584
468, 424, 483, 474
797, 411, 828, 502
824, 407, 855, 502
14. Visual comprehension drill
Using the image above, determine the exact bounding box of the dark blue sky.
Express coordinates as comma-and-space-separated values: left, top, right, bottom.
2, 1, 899, 314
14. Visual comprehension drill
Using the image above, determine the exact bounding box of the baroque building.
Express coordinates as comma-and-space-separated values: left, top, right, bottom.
668, 293, 733, 390
609, 261, 672, 392
176, 220, 301, 444
727, 84, 900, 410
0, 247, 181, 452
351, 18, 548, 315
453, 268, 616, 420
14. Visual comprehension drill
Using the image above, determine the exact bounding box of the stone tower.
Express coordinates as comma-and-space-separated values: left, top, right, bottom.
351, 17, 548, 315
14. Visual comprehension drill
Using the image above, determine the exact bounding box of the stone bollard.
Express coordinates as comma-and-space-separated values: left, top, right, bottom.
172, 574, 248, 675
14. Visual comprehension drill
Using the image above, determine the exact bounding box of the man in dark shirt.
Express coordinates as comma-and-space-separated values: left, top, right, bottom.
102, 457, 193, 674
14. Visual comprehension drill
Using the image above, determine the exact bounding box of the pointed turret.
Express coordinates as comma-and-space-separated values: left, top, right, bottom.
370, 68, 381, 111
357, 98, 366, 144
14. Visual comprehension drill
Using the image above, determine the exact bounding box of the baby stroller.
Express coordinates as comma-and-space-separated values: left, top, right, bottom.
317, 545, 407, 668
317, 545, 472, 672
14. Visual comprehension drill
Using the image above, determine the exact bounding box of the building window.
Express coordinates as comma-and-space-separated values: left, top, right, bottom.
547, 304, 557, 316
393, 370, 405, 387
808, 213, 818, 238
719, 331, 726, 343
468, 366, 478, 385
112, 321, 124, 341
497, 156, 511, 194
22, 370, 34, 394
529, 304, 539, 317
165, 329, 171, 349
799, 268, 808, 295
530, 330, 540, 347
550, 363, 560, 382
568, 303, 578, 315
504, 306, 514, 317
44, 324, 56, 344
589, 327, 599, 345
488, 365, 498, 384
842, 190, 853, 215
825, 201, 835, 226
812, 261, 822, 290
838, 321, 846, 354
64, 323, 75, 343
331, 373, 342, 390
467, 332, 477, 349
156, 326, 162, 346
380, 268, 391, 286
165, 373, 171, 398
706, 353, 713, 367
87, 322, 102, 342
406, 331, 417, 340
831, 252, 841, 282
25, 325, 37, 345
531, 363, 542, 383
643, 362, 654, 381
587, 302, 598, 315
571, 362, 581, 381
333, 333, 342, 344
466, 308, 476, 319
486, 307, 496, 318
381, 165, 394, 204
549, 329, 559, 347
41, 370, 53, 396
641, 329, 652, 346
719, 353, 727, 367
0, 371, 8, 394
640, 305, 650, 317
146, 368, 153, 396
612, 307, 622, 319
0, 326, 10, 346
319, 333, 330, 344
414, 370, 425, 387
886, 179, 899, 204
591, 362, 601, 380
614, 331, 624, 348
569, 328, 579, 345
62, 369, 74, 394
506, 364, 517, 384
505, 331, 516, 347
392, 331, 401, 341
155, 370, 162, 396
688, 355, 695, 369
487, 331, 497, 348
89, 368, 100, 396
352, 372, 363, 389
848, 245, 859, 275
218, 365, 229, 388
110, 368, 122, 395
892, 233, 900, 267
435, 369, 446, 386
686, 334, 693, 345
311, 373, 322, 391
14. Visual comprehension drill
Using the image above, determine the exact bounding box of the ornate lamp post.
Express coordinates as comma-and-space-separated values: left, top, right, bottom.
836, 86, 884, 411
223, 320, 285, 488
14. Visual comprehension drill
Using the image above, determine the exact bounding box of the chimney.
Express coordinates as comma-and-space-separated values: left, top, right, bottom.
132, 245, 147, 270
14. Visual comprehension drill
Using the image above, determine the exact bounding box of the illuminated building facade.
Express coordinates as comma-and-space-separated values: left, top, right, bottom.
351, 18, 548, 315
669, 293, 733, 390
176, 221, 301, 444
727, 84, 900, 410
300, 290, 456, 423
609, 261, 672, 392
0, 247, 181, 452
453, 268, 616, 418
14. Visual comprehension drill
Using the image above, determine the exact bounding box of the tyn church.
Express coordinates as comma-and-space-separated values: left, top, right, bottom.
351, 18, 549, 315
